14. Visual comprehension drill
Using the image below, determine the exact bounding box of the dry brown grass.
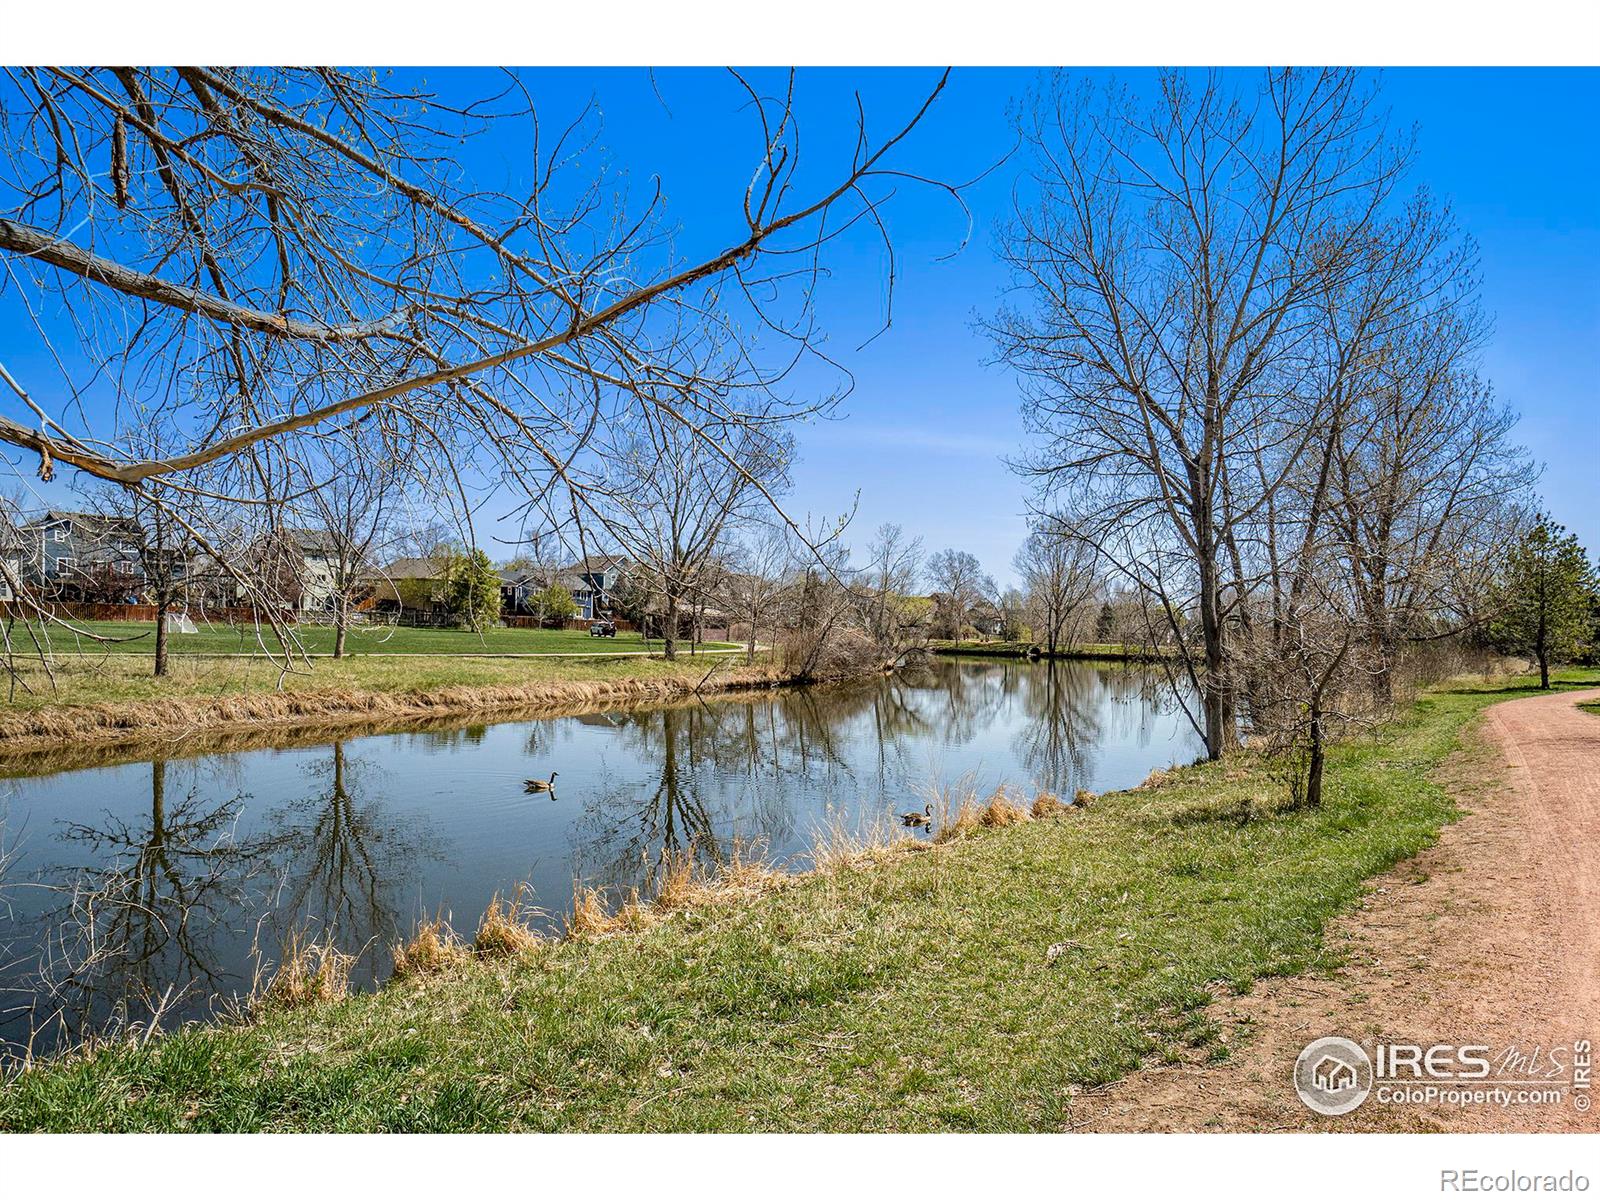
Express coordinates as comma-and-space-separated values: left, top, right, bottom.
0, 662, 796, 760
391, 917, 472, 979
1074, 788, 1097, 808
565, 885, 617, 939
977, 789, 1032, 828
1031, 792, 1072, 818
473, 893, 544, 959
253, 931, 355, 1012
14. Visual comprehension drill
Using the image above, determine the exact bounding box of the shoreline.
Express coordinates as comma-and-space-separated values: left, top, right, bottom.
0, 662, 801, 766
930, 641, 1179, 663
5, 670, 1581, 1129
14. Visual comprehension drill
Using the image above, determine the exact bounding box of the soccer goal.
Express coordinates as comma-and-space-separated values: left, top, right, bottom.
164, 610, 199, 634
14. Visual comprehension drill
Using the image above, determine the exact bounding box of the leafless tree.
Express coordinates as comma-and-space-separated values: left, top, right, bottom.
721, 524, 794, 664
991, 69, 1414, 758
288, 427, 410, 657
1013, 521, 1100, 656
0, 67, 957, 587
599, 388, 793, 660
855, 522, 927, 666
924, 548, 994, 642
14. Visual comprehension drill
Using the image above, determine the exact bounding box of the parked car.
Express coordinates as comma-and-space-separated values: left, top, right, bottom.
588, 620, 617, 638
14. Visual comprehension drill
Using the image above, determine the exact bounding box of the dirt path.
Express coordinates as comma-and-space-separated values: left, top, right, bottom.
1072, 686, 1600, 1132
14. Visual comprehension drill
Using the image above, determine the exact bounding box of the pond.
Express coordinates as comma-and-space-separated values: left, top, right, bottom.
0, 656, 1202, 1058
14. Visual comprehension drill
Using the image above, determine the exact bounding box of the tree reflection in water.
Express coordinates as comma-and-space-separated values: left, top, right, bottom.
263, 741, 440, 988
0, 657, 1199, 1057
8, 760, 281, 1055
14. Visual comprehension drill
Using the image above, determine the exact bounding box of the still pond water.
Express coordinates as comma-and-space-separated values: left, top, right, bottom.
0, 657, 1201, 1057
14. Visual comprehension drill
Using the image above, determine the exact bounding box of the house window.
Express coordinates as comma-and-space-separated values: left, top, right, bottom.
52, 528, 68, 543
55, 556, 75, 575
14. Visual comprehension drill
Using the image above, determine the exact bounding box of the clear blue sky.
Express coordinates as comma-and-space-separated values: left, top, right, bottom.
463, 67, 1599, 583
7, 68, 1596, 584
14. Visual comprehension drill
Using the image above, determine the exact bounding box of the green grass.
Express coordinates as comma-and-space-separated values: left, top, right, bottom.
23, 620, 737, 658
4, 667, 1591, 1132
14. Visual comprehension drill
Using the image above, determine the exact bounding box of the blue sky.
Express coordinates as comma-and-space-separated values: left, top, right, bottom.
462, 67, 1599, 583
6, 68, 1596, 583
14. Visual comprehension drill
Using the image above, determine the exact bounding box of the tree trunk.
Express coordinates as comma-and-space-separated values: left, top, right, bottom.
1305, 702, 1325, 809
334, 610, 348, 659
1198, 551, 1226, 761
663, 589, 679, 661
153, 594, 170, 677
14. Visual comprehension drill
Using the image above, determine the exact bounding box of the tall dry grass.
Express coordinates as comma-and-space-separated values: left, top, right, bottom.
252, 930, 355, 1012
391, 917, 472, 978
473, 892, 544, 959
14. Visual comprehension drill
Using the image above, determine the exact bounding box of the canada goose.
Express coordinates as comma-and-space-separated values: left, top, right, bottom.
899, 803, 933, 828
524, 772, 559, 793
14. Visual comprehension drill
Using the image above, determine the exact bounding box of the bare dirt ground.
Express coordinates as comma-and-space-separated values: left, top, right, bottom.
1071, 685, 1600, 1132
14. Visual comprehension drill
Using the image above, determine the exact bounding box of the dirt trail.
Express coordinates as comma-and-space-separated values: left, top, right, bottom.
1072, 685, 1600, 1132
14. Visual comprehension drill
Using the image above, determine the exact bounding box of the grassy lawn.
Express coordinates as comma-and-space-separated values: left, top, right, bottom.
19, 620, 737, 658
3, 667, 1591, 1132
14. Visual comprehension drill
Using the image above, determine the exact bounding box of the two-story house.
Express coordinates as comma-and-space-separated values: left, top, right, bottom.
558, 554, 631, 621
21, 511, 145, 601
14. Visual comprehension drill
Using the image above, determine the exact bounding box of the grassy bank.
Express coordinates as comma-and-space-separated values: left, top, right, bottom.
0, 651, 778, 757
3, 668, 1591, 1132
20, 619, 736, 658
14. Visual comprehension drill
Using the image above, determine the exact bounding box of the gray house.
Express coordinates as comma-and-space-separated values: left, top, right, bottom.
21, 511, 145, 599
559, 554, 631, 621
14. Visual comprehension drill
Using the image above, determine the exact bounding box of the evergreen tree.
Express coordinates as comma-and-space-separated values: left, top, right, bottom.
446, 548, 503, 632
1490, 517, 1596, 689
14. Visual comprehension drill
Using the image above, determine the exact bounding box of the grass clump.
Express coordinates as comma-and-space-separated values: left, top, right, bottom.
392, 918, 472, 979
1031, 792, 1071, 818
252, 932, 354, 1013
473, 894, 544, 959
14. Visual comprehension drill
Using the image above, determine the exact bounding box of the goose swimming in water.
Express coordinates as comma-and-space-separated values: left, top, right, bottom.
898, 803, 933, 828
524, 772, 559, 793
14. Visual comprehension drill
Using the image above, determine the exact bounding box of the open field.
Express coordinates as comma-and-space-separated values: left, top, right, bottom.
14, 620, 737, 658
5, 667, 1587, 1132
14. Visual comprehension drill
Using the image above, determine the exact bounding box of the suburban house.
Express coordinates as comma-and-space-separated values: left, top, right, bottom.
243, 527, 348, 614
0, 517, 22, 602
499, 568, 537, 615
20, 510, 145, 600
365, 555, 451, 622
559, 553, 630, 621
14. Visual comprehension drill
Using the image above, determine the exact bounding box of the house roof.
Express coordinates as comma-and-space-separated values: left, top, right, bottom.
282, 527, 343, 555
23, 510, 143, 540
561, 553, 630, 576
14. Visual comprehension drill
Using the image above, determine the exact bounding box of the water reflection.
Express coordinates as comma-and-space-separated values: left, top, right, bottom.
262, 741, 442, 985
0, 657, 1202, 1057
13, 760, 280, 1051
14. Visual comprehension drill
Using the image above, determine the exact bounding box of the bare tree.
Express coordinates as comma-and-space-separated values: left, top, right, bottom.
721, 525, 794, 664
991, 69, 1412, 758
289, 429, 408, 658
925, 548, 994, 643
600, 390, 792, 660
1013, 522, 1100, 656
0, 67, 957, 591
855, 522, 927, 666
